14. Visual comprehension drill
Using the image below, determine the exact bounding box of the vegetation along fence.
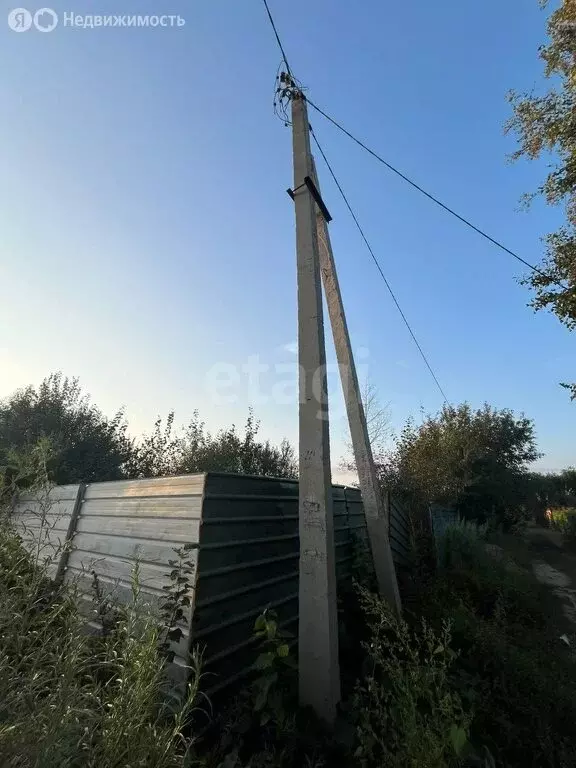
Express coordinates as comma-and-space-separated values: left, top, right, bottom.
10, 471, 412, 695
429, 503, 459, 542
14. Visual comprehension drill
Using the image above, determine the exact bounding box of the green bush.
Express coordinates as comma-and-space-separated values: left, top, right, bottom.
377, 403, 540, 532
8, 465, 576, 767
0, 524, 199, 768
414, 527, 576, 768
350, 587, 470, 768
206, 594, 476, 768
437, 521, 488, 571
548, 506, 576, 539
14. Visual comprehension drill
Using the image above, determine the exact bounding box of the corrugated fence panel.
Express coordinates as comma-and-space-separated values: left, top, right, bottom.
389, 496, 413, 568
194, 473, 362, 695
11, 473, 414, 698
11, 484, 81, 576
342, 486, 368, 579
343, 488, 414, 570
65, 474, 206, 682
430, 503, 458, 544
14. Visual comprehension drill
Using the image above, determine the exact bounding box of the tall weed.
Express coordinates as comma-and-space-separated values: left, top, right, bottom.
415, 524, 576, 767
437, 521, 487, 571
0, 523, 199, 768
350, 587, 470, 768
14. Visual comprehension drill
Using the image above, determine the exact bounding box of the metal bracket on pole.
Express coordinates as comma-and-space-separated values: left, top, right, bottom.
287, 177, 332, 222
286, 184, 304, 200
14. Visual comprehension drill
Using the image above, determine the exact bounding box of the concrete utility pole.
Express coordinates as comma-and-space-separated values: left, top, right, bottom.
291, 89, 341, 724
312, 158, 401, 614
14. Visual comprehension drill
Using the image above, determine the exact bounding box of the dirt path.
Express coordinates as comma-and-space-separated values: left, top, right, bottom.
524, 524, 576, 631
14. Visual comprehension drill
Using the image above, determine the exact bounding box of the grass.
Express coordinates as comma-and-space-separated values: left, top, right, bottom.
349, 588, 470, 768
3, 501, 576, 768
0, 523, 199, 768
410, 521, 576, 768
0, 516, 480, 768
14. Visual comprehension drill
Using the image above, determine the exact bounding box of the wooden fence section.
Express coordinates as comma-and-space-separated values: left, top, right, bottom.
10, 472, 413, 695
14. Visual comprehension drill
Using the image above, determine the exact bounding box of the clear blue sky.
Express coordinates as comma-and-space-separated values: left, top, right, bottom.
0, 0, 574, 475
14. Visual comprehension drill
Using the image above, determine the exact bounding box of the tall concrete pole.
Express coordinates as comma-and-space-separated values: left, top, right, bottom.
291, 91, 340, 723
311, 158, 401, 614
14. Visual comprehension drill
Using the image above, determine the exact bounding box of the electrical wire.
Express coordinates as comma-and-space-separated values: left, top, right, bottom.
262, 0, 293, 77
274, 66, 307, 126
260, 0, 566, 291
262, 0, 448, 401
311, 129, 449, 403
273, 61, 292, 125
306, 97, 568, 291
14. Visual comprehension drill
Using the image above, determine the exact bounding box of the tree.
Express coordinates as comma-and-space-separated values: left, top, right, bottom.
526, 467, 576, 517
0, 438, 53, 502
561, 382, 576, 400
362, 378, 392, 457
340, 377, 392, 476
0, 374, 132, 485
124, 411, 183, 479
506, 0, 576, 394
178, 410, 298, 478
0, 375, 298, 485
380, 403, 540, 529
127, 409, 298, 480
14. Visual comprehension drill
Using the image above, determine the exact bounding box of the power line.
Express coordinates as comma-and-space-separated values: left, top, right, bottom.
261, 0, 448, 401
262, 0, 293, 77
306, 97, 568, 291
260, 0, 566, 291
310, 128, 449, 403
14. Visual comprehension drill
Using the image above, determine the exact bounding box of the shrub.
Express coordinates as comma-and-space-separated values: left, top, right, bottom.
548, 506, 576, 540
350, 587, 470, 768
126, 410, 298, 480
377, 403, 539, 532
0, 374, 133, 485
0, 523, 199, 768
413, 526, 576, 768
437, 521, 488, 571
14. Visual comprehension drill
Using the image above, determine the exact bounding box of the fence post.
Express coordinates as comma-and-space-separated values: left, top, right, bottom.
54, 483, 86, 586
